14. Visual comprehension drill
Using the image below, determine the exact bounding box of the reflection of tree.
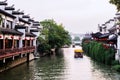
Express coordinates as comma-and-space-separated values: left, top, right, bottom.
91, 60, 117, 80
34, 54, 65, 80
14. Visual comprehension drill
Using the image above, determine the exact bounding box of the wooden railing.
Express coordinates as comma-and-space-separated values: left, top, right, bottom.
0, 46, 35, 59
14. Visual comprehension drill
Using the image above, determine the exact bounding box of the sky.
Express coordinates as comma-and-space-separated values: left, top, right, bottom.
6, 0, 116, 34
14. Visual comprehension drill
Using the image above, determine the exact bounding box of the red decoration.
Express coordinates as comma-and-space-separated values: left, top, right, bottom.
0, 35, 2, 38
11, 36, 14, 39
109, 42, 113, 44
19, 37, 21, 40
102, 44, 109, 49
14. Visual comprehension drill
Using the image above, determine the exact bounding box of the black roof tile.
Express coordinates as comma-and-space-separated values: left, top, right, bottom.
0, 28, 23, 35
5, 7, 15, 10
25, 32, 36, 37
15, 25, 26, 29
19, 18, 30, 24
0, 9, 16, 18
0, 2, 7, 5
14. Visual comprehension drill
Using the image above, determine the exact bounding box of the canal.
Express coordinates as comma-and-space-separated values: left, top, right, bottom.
0, 46, 120, 80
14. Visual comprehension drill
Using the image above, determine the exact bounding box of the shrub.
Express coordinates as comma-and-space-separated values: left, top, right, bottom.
112, 65, 120, 72
82, 40, 115, 65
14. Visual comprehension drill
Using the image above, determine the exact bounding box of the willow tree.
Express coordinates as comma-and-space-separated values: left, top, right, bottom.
37, 19, 72, 55
109, 0, 120, 11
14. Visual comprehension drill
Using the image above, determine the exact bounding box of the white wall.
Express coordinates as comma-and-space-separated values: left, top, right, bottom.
17, 29, 25, 48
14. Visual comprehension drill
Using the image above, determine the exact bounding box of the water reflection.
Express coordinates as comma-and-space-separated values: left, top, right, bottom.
0, 47, 120, 80
91, 60, 120, 80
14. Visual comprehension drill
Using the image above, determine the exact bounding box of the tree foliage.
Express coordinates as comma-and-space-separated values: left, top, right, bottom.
109, 0, 120, 11
82, 40, 115, 65
37, 19, 72, 54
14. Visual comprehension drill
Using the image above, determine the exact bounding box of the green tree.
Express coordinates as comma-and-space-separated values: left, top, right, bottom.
37, 19, 72, 55
109, 0, 120, 11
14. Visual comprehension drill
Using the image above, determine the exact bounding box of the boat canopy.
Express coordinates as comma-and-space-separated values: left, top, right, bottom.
74, 49, 83, 53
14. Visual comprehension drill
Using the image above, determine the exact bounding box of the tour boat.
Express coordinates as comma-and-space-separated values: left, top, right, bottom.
74, 49, 83, 58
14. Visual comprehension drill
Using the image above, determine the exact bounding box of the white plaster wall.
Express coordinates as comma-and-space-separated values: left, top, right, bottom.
6, 11, 12, 14
17, 29, 25, 48
116, 36, 120, 61
0, 5, 5, 10
32, 32, 40, 37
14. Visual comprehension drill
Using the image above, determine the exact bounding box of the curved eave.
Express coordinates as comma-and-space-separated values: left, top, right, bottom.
28, 19, 34, 22
15, 25, 26, 29
12, 11, 24, 15
25, 32, 36, 37
33, 24, 40, 26
0, 2, 7, 5
99, 33, 111, 38
19, 18, 30, 24
0, 9, 16, 19
0, 28, 23, 35
22, 15, 30, 18
30, 29, 39, 32
108, 26, 116, 32
91, 32, 102, 38
5, 7, 15, 10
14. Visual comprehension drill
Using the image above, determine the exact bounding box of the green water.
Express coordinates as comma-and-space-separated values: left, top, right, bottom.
0, 47, 120, 80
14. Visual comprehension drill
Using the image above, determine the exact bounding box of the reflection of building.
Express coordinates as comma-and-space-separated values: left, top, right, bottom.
0, 1, 41, 71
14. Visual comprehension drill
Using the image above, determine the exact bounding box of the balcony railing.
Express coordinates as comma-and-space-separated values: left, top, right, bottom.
0, 46, 35, 59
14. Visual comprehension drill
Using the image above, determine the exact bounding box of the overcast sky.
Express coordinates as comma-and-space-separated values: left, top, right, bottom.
7, 0, 116, 34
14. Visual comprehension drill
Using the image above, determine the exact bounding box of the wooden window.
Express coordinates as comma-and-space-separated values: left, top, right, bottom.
0, 40, 3, 49
2, 19, 5, 28
6, 20, 13, 29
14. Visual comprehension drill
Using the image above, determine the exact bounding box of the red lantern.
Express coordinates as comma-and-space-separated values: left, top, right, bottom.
11, 35, 14, 39
19, 37, 21, 40
25, 37, 27, 40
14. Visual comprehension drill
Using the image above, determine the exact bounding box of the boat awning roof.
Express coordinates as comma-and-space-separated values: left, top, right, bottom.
74, 49, 83, 53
